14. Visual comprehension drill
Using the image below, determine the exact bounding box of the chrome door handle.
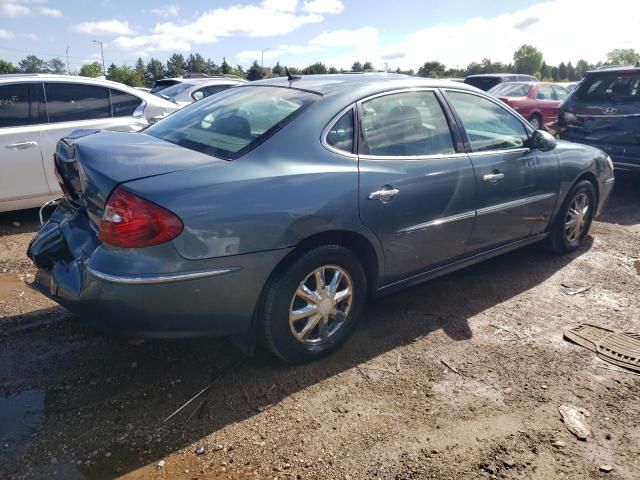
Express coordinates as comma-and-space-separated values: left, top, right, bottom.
482, 173, 505, 183
368, 187, 400, 201
6, 141, 38, 149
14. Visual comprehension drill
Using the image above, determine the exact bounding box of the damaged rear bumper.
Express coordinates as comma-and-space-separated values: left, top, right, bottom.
27, 200, 291, 338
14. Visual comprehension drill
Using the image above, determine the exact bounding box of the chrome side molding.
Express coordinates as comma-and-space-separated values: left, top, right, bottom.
85, 265, 240, 285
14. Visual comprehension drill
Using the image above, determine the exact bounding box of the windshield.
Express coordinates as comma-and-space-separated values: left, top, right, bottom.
145, 86, 319, 159
489, 83, 531, 97
156, 82, 194, 99
577, 72, 640, 102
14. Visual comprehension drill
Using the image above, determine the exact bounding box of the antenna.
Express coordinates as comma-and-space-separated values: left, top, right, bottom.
285, 66, 300, 81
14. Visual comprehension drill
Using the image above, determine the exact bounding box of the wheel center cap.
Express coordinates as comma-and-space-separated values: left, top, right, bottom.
319, 298, 333, 315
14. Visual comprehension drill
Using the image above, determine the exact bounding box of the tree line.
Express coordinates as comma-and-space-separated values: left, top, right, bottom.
1, 46, 638, 87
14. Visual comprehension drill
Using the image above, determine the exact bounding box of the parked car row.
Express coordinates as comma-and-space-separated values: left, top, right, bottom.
0, 74, 180, 212
27, 73, 615, 363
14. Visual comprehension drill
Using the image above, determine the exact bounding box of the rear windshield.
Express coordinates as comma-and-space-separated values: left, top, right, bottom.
145, 86, 318, 159
150, 80, 180, 93
464, 77, 502, 91
577, 72, 640, 101
156, 82, 193, 99
489, 83, 531, 97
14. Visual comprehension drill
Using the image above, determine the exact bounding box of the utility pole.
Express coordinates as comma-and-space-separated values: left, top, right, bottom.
93, 40, 105, 76
261, 48, 270, 69
65, 46, 70, 75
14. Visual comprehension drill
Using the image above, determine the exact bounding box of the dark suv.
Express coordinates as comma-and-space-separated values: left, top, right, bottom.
558, 66, 640, 172
464, 73, 538, 91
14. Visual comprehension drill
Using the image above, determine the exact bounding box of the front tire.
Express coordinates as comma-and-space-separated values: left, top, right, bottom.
260, 245, 367, 363
546, 180, 596, 254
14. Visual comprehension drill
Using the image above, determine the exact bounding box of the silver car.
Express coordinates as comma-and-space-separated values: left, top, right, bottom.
154, 76, 247, 107
0, 74, 179, 212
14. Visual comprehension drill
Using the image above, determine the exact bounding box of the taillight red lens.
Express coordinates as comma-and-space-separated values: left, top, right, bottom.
98, 187, 183, 248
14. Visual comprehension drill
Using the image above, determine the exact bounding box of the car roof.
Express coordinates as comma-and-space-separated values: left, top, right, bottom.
465, 73, 535, 79
585, 66, 640, 75
245, 73, 480, 95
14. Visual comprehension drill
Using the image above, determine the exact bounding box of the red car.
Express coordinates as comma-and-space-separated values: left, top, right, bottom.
488, 82, 570, 130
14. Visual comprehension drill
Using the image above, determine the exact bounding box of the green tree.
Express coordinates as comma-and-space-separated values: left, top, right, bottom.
233, 64, 246, 79
166, 53, 186, 77
606, 48, 640, 66
362, 61, 373, 71
107, 63, 143, 87
47, 57, 66, 74
204, 59, 219, 75
351, 61, 363, 72
79, 61, 103, 78
145, 58, 166, 84
513, 44, 544, 76
303, 62, 327, 74
567, 62, 577, 81
271, 61, 284, 77
19, 55, 48, 73
417, 61, 446, 78
539, 61, 552, 80
558, 62, 568, 81
575, 59, 591, 79
135, 57, 145, 75
0, 59, 18, 74
328, 66, 338, 74
221, 57, 231, 75
246, 60, 264, 81
187, 53, 206, 74
551, 66, 559, 82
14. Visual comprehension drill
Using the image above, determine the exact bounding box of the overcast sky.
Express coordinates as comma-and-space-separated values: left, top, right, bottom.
0, 0, 638, 71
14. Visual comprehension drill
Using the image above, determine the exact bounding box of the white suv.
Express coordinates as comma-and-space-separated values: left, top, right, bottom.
0, 74, 180, 212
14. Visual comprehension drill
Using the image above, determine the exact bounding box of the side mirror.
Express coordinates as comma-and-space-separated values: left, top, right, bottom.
531, 129, 557, 151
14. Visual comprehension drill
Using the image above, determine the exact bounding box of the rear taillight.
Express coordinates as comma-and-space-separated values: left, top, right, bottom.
98, 187, 183, 248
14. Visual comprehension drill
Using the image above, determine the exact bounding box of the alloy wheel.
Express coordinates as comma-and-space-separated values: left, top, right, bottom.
288, 265, 353, 345
564, 192, 590, 242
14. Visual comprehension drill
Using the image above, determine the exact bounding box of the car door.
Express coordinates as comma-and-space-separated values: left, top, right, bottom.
355, 89, 476, 285
443, 89, 560, 252
535, 84, 560, 125
0, 82, 51, 208
40, 82, 143, 192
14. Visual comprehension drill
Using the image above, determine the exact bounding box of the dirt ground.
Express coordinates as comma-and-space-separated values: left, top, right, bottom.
0, 176, 638, 480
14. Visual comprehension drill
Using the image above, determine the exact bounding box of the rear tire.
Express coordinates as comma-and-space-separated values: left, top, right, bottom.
546, 180, 596, 254
259, 245, 367, 364
528, 114, 543, 130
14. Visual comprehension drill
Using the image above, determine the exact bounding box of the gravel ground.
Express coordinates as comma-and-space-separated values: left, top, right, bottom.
0, 175, 638, 480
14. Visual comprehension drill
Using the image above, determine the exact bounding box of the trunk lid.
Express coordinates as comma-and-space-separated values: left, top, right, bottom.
54, 129, 225, 226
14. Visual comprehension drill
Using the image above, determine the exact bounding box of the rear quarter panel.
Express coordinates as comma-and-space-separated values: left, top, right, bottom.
124, 103, 382, 263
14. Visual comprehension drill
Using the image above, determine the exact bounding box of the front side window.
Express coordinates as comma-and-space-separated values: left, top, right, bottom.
359, 91, 455, 157
325, 109, 354, 153
110, 89, 142, 117
145, 86, 318, 159
192, 84, 233, 101
446, 91, 528, 152
0, 83, 34, 128
536, 85, 556, 100
45, 83, 110, 123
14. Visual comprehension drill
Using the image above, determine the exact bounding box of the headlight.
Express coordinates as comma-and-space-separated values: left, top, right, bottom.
563, 111, 578, 123
606, 155, 614, 171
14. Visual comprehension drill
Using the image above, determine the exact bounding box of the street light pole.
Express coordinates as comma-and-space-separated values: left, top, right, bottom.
261, 48, 271, 69
65, 46, 70, 75
93, 40, 105, 76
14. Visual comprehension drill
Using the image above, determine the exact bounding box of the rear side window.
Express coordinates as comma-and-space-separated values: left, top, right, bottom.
359, 91, 455, 157
145, 86, 318, 159
552, 85, 569, 100
192, 84, 233, 101
0, 83, 35, 128
490, 83, 531, 97
577, 72, 640, 101
325, 109, 354, 153
536, 84, 556, 100
110, 89, 142, 117
465, 77, 501, 91
45, 83, 111, 123
446, 91, 528, 152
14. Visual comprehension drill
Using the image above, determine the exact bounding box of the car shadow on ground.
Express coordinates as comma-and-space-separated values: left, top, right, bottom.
0, 235, 592, 479
598, 173, 640, 226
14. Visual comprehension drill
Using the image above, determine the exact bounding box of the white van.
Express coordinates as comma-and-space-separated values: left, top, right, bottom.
0, 74, 180, 212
